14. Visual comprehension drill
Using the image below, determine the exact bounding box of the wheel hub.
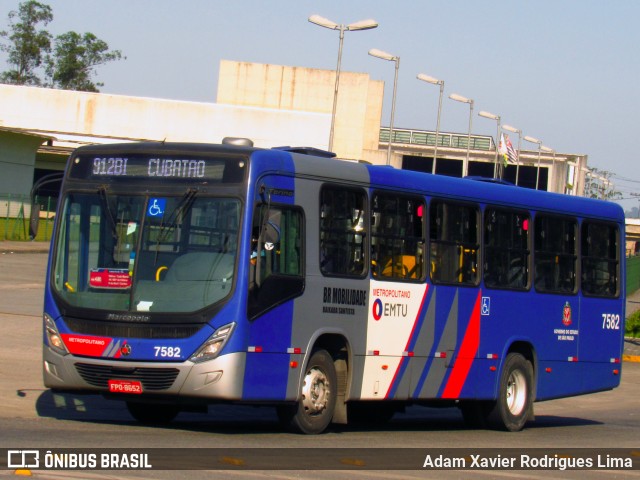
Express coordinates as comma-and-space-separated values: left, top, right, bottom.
301, 366, 330, 415
506, 369, 527, 416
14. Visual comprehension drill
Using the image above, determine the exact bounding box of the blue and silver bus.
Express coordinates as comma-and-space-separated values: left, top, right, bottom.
42, 139, 625, 433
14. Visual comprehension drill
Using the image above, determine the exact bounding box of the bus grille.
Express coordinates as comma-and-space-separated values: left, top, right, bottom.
65, 318, 202, 339
75, 363, 180, 391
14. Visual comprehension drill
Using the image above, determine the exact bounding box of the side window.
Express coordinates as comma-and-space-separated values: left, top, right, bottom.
581, 222, 619, 297
534, 215, 577, 293
319, 186, 367, 277
371, 192, 426, 281
484, 208, 530, 290
248, 204, 304, 319
251, 205, 303, 283
430, 200, 479, 285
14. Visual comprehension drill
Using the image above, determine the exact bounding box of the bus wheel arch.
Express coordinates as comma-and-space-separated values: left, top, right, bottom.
277, 348, 338, 434
460, 341, 536, 431
278, 333, 350, 434
488, 348, 535, 431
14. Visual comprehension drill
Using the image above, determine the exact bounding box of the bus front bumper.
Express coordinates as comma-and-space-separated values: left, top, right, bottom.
43, 347, 247, 401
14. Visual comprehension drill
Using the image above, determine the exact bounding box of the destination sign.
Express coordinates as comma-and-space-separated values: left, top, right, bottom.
69, 154, 245, 183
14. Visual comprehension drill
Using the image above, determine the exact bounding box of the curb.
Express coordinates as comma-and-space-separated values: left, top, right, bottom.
1, 249, 49, 254
623, 355, 640, 363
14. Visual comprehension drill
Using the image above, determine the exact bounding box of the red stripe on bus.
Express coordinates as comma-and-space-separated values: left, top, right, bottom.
441, 291, 481, 399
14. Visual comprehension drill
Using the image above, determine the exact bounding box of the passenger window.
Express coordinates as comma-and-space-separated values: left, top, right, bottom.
371, 192, 425, 281
430, 201, 479, 285
319, 186, 367, 277
484, 208, 530, 290
581, 222, 618, 297
534, 215, 577, 294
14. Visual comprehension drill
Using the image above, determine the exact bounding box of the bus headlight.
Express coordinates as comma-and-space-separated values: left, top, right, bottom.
190, 322, 235, 363
44, 313, 68, 355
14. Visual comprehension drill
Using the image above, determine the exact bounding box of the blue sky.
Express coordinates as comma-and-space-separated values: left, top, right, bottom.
2, 0, 639, 209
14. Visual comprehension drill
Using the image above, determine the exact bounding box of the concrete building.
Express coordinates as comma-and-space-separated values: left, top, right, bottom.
0, 59, 588, 206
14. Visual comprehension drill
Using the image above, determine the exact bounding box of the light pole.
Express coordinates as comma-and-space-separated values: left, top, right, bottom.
502, 124, 521, 185
417, 73, 444, 174
449, 93, 474, 177
309, 15, 378, 152
524, 136, 542, 189
369, 48, 400, 166
478, 110, 501, 178
631, 193, 640, 218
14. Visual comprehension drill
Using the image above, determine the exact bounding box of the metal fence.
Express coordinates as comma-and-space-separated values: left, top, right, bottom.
627, 255, 640, 295
1, 193, 57, 241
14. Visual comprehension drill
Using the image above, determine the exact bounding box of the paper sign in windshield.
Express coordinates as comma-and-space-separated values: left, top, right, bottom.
89, 268, 132, 289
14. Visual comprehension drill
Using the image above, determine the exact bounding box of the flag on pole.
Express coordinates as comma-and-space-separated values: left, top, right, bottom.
499, 133, 509, 167
505, 134, 518, 164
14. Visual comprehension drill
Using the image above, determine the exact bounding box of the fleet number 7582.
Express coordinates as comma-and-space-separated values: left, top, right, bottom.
154, 346, 181, 358
602, 313, 620, 330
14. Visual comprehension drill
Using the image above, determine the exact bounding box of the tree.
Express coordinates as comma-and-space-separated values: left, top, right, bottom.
0, 1, 124, 92
0, 0, 52, 86
46, 31, 123, 92
584, 168, 622, 200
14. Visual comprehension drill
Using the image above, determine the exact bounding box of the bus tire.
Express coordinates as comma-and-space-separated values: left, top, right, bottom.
126, 402, 180, 424
488, 353, 533, 431
277, 349, 337, 434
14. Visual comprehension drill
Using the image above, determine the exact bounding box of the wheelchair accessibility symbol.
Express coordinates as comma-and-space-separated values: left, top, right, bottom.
147, 198, 166, 217
481, 296, 491, 316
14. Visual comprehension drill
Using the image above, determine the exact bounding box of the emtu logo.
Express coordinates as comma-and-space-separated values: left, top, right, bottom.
372, 299, 383, 321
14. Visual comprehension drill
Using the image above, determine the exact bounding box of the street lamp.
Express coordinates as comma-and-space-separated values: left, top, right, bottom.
309, 15, 378, 152
417, 73, 444, 174
524, 135, 542, 189
478, 110, 501, 178
369, 48, 400, 166
449, 93, 474, 177
631, 193, 640, 218
502, 124, 521, 185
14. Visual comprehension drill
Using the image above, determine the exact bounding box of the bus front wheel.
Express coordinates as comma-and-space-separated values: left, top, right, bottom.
277, 349, 337, 434
488, 352, 533, 431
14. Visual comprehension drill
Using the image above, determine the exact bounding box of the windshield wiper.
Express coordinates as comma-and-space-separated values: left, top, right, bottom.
98, 186, 118, 239
153, 188, 198, 262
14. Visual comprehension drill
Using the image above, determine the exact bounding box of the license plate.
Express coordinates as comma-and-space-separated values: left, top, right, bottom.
108, 379, 143, 394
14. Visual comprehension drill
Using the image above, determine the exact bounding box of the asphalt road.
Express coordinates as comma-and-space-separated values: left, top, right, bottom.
0, 252, 638, 479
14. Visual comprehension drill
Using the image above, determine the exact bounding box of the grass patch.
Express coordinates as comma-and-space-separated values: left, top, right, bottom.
627, 310, 640, 338
1, 217, 54, 241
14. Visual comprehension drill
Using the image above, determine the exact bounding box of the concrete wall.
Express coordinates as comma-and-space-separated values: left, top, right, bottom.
0, 84, 330, 149
217, 60, 384, 161
0, 130, 48, 196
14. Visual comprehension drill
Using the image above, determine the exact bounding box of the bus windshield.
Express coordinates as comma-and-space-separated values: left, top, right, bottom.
53, 191, 240, 314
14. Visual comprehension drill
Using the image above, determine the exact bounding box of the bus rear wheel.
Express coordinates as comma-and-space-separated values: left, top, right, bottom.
488, 353, 533, 431
126, 402, 180, 424
277, 349, 337, 434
